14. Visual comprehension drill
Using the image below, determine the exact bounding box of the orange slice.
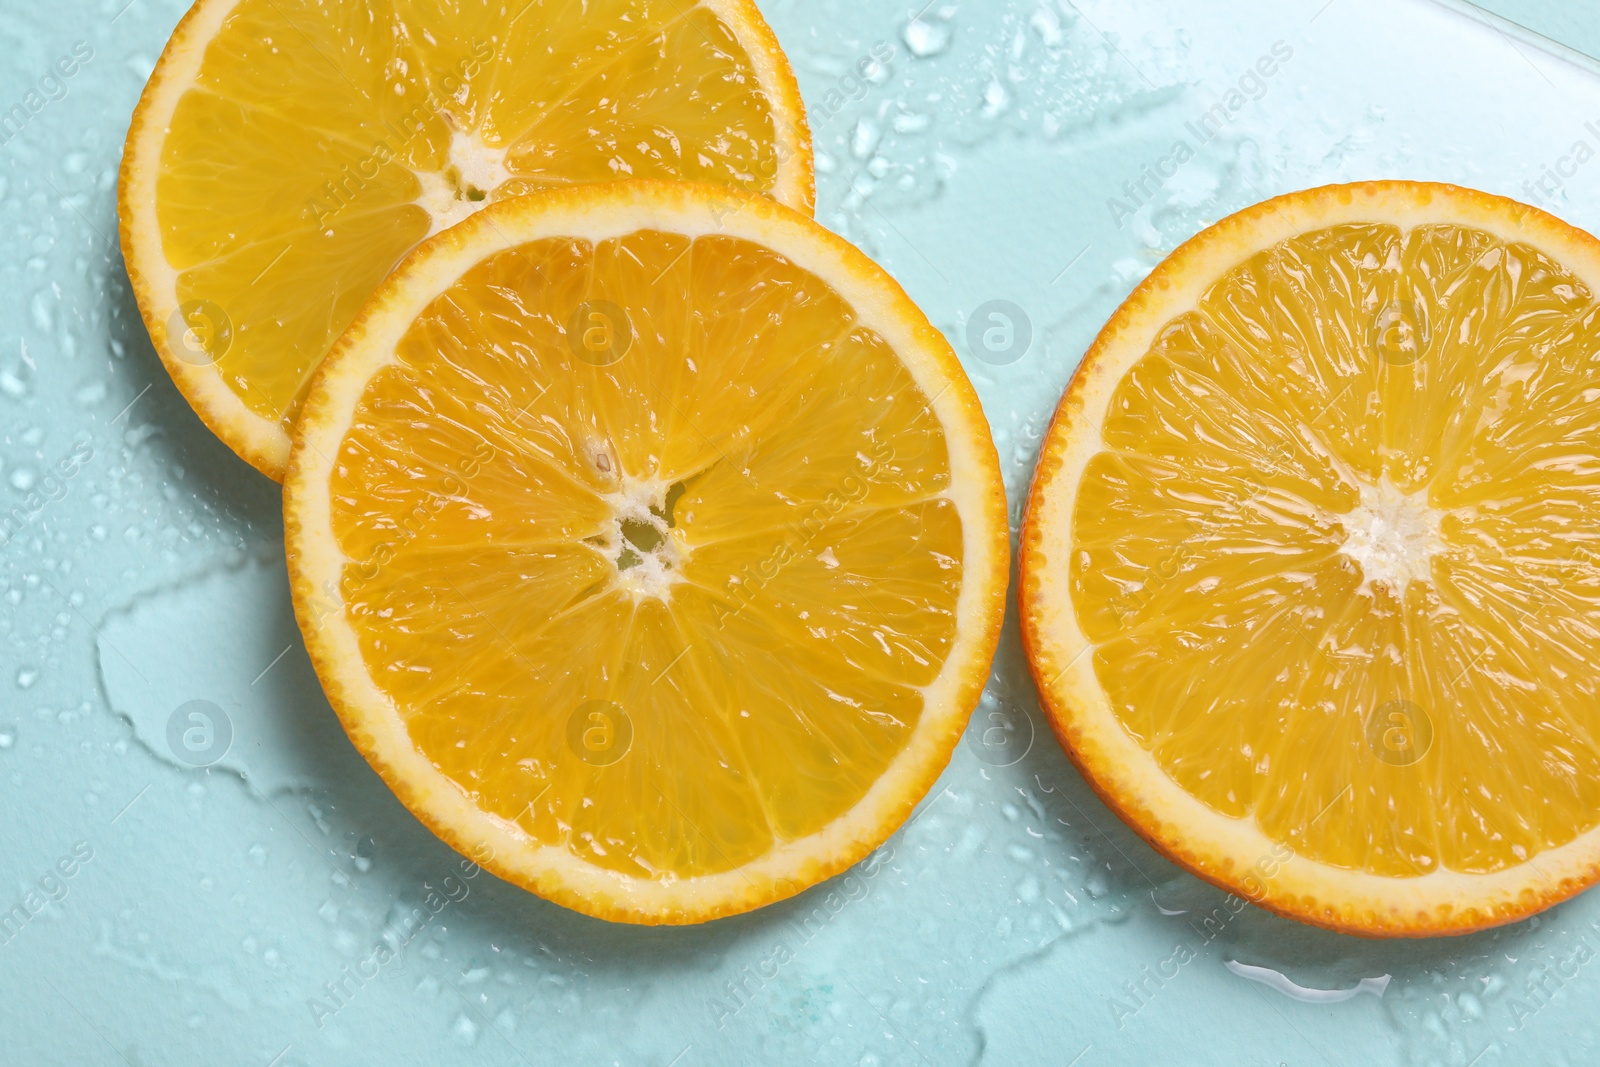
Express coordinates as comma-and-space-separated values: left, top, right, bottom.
119, 0, 812, 480
1022, 181, 1600, 936
283, 181, 1008, 923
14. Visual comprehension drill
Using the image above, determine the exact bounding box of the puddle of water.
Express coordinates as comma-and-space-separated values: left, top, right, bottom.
97, 553, 361, 795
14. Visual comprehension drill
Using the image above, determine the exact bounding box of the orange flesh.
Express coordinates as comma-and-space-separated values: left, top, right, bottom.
155, 0, 791, 432
1071, 222, 1600, 877
326, 231, 962, 879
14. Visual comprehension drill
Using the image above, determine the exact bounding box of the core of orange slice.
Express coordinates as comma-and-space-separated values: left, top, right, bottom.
1021, 181, 1600, 936
283, 181, 1008, 924
119, 0, 812, 481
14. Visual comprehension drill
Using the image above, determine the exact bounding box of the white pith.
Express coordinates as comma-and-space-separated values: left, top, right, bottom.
1336, 477, 1443, 595
596, 477, 686, 601
413, 125, 512, 238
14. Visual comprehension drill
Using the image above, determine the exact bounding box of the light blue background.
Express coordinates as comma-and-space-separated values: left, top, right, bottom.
3, 0, 1600, 1063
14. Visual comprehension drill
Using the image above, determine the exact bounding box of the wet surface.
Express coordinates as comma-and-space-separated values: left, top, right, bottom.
7, 0, 1600, 1062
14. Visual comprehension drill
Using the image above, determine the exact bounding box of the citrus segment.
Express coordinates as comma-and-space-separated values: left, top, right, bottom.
286, 182, 1007, 923
1022, 182, 1600, 935
120, 0, 813, 480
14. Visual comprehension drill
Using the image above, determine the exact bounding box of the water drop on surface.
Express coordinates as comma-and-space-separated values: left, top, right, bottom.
354, 834, 375, 873
16, 667, 38, 689
893, 110, 932, 134
451, 1013, 478, 1045
0, 365, 28, 399
851, 118, 881, 159
10, 467, 37, 491
1224, 960, 1392, 1003
0, 725, 14, 748
902, 16, 952, 58
981, 78, 1011, 119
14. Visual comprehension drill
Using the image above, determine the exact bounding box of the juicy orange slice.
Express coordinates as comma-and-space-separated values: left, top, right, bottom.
1021, 181, 1600, 936
119, 0, 812, 481
284, 182, 1008, 923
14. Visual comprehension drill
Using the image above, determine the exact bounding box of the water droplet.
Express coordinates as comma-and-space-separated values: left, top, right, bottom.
851, 118, 881, 159
16, 667, 38, 689
1030, 7, 1065, 47
353, 834, 375, 873
902, 16, 952, 58
981, 77, 1011, 119
0, 726, 14, 748
0, 364, 28, 399
248, 842, 267, 867
10, 467, 37, 491
893, 110, 932, 134
451, 1013, 478, 1045
30, 291, 53, 333
1224, 960, 1392, 1003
